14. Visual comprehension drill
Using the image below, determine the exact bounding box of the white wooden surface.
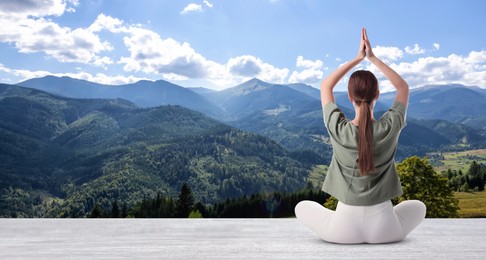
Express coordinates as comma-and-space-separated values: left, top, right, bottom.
1, 219, 485, 259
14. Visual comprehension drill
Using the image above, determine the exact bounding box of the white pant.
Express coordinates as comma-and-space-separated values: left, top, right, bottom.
295, 200, 426, 244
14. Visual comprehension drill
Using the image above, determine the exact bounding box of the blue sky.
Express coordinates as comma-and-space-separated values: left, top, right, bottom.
0, 0, 485, 91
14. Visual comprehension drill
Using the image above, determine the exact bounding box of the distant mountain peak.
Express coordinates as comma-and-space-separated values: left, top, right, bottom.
228, 78, 272, 95
246, 77, 264, 84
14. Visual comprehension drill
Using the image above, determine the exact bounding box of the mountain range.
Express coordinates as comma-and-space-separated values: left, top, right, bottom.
15, 76, 486, 159
19, 75, 486, 147
19, 76, 228, 120
19, 76, 486, 129
0, 83, 308, 217
2, 75, 485, 217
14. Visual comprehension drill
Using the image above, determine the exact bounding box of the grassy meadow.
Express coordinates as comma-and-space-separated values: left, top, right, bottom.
455, 191, 486, 218
430, 149, 486, 173
429, 149, 486, 217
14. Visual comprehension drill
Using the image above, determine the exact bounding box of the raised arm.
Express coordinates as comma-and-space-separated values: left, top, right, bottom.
363, 28, 409, 106
320, 30, 366, 108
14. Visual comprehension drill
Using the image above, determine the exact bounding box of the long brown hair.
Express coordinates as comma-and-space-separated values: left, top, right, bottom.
348, 70, 379, 176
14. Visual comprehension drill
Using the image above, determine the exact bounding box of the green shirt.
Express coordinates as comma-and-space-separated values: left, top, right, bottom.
322, 101, 407, 206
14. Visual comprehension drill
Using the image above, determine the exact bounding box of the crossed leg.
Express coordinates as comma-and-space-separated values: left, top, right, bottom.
295, 199, 426, 244
393, 200, 427, 238
294, 200, 334, 241
294, 200, 364, 243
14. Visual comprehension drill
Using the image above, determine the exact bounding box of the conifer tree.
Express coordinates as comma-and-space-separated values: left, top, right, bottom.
89, 203, 103, 218
176, 183, 195, 218
111, 200, 120, 218
121, 202, 128, 218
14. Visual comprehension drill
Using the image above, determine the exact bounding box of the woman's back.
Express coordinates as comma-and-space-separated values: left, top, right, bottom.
322, 101, 406, 206
325, 101, 406, 169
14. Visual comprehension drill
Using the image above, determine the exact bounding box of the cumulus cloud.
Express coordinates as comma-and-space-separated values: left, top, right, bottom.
404, 44, 425, 55
0, 0, 67, 17
373, 46, 403, 62
0, 1, 113, 64
15, 19, 112, 63
93, 56, 113, 69
118, 27, 213, 79
0, 1, 286, 89
288, 56, 323, 84
227, 55, 289, 83
227, 56, 263, 76
180, 3, 203, 14
433, 43, 440, 50
92, 21, 228, 87
88, 13, 126, 33
181, 1, 213, 15
367, 50, 486, 92
116, 23, 288, 86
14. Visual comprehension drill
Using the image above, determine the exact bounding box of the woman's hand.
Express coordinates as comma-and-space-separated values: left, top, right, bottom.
362, 28, 374, 59
357, 28, 366, 61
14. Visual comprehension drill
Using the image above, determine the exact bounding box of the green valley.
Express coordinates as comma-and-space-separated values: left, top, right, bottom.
429, 149, 486, 173
0, 84, 309, 217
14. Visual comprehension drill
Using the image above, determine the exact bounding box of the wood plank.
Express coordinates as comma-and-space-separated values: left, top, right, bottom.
0, 219, 485, 259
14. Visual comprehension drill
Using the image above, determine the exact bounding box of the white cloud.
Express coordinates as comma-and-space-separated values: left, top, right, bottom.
181, 1, 214, 15
433, 43, 440, 50
88, 13, 125, 33
203, 1, 213, 8
373, 45, 403, 62
295, 56, 323, 69
227, 55, 289, 83
181, 3, 203, 14
0, 1, 286, 89
465, 50, 486, 64
405, 44, 425, 55
0, 63, 148, 85
116, 20, 288, 87
118, 27, 212, 78
0, 0, 67, 17
227, 55, 263, 76
0, 2, 113, 65
109, 23, 231, 87
366, 50, 486, 91
93, 56, 113, 69
288, 56, 323, 84
0, 63, 51, 81
162, 73, 189, 81
0, 10, 231, 87
66, 0, 79, 13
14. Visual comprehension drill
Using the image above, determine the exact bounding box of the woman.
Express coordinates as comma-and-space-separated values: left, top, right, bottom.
295, 28, 426, 244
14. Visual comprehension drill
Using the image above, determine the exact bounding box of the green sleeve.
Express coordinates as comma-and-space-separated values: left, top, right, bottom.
386, 101, 407, 129
323, 102, 346, 129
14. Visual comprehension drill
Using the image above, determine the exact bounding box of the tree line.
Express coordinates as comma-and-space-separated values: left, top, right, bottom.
443, 161, 485, 192
88, 182, 328, 218
89, 156, 484, 219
